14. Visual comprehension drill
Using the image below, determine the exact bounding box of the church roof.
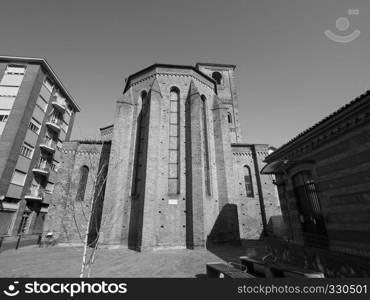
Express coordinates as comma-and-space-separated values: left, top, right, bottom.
195, 62, 236, 69
100, 124, 113, 130
123, 63, 217, 93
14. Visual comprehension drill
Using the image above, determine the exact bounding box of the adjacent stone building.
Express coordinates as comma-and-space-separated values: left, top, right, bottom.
0, 56, 80, 237
262, 90, 370, 276
46, 63, 281, 250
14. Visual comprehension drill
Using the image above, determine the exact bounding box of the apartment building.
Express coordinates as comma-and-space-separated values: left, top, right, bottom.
0, 56, 80, 237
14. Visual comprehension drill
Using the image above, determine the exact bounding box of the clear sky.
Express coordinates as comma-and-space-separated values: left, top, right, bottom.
1, 0, 369, 147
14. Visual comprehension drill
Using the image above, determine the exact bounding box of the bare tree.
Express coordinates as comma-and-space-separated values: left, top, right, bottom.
79, 160, 108, 278
50, 144, 125, 278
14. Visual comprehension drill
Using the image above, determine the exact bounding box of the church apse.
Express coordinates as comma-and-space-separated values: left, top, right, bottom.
46, 63, 282, 250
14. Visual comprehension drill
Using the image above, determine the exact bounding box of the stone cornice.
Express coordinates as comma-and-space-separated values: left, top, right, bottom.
123, 63, 217, 93
127, 72, 215, 93
233, 152, 253, 157
233, 151, 269, 157
196, 62, 236, 70
62, 150, 102, 156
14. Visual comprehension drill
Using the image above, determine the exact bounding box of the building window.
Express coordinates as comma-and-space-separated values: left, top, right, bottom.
244, 166, 254, 197
201, 95, 211, 195
56, 140, 63, 151
0, 96, 15, 110
0, 110, 10, 122
0, 74, 23, 87
61, 121, 68, 132
66, 103, 73, 116
5, 65, 26, 75
0, 66, 26, 106
0, 86, 19, 97
28, 118, 41, 134
18, 211, 31, 234
64, 111, 71, 125
51, 160, 59, 172
75, 166, 89, 201
0, 65, 25, 87
33, 212, 46, 233
20, 142, 34, 159
136, 90, 146, 113
49, 112, 61, 124
133, 91, 148, 195
36, 95, 48, 112
292, 170, 327, 236
29, 180, 40, 196
1, 74, 23, 87
168, 87, 180, 194
212, 71, 222, 85
45, 181, 55, 194
43, 78, 54, 93
0, 210, 16, 235
227, 112, 232, 124
10, 170, 27, 186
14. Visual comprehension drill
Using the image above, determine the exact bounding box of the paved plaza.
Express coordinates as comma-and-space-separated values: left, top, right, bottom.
0, 241, 266, 278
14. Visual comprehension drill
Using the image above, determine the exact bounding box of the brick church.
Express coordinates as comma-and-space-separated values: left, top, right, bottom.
45, 63, 282, 250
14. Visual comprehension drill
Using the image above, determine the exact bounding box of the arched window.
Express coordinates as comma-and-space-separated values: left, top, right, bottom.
227, 112, 232, 124
292, 171, 327, 236
76, 166, 89, 201
170, 87, 179, 101
132, 91, 148, 196
140, 90, 147, 101
138, 90, 147, 112
201, 95, 211, 194
212, 71, 222, 85
168, 87, 180, 194
243, 166, 254, 197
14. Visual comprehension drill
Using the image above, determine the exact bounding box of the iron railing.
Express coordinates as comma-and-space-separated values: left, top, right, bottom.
40, 137, 56, 150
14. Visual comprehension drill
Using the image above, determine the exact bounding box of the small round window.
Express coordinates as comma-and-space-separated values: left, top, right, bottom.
212, 71, 222, 85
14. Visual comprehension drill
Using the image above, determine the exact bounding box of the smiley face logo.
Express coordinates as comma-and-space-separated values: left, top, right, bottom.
3, 282, 20, 297
325, 10, 360, 43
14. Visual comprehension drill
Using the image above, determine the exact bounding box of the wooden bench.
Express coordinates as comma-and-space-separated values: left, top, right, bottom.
240, 256, 324, 278
206, 262, 255, 278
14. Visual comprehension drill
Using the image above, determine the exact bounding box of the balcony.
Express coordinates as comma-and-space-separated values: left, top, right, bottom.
24, 187, 44, 202
45, 117, 61, 134
32, 161, 50, 177
51, 96, 66, 113
39, 138, 56, 154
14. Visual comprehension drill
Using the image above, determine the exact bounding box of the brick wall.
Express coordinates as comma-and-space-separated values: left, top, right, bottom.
100, 66, 281, 249
232, 144, 283, 240
44, 141, 111, 244
48, 65, 282, 250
